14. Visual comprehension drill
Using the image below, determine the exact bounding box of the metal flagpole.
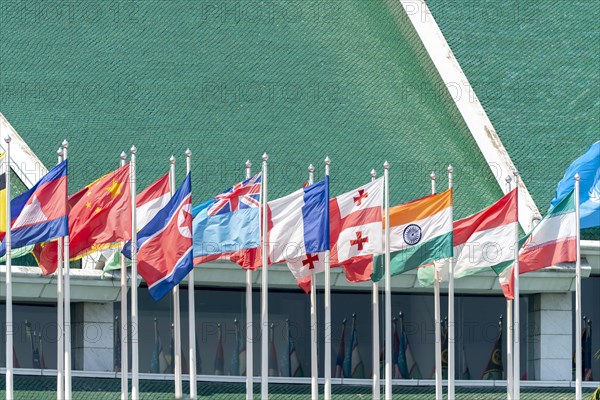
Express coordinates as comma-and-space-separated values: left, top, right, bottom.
120, 151, 129, 400
324, 156, 332, 400
245, 159, 254, 400
56, 147, 65, 400
4, 135, 14, 400
383, 161, 392, 400
130, 145, 139, 400
575, 173, 582, 400
260, 153, 269, 400
513, 171, 520, 400
371, 169, 381, 400
505, 175, 513, 400
447, 165, 455, 400
169, 155, 183, 399
431, 171, 442, 400
308, 164, 318, 400
187, 149, 197, 400
62, 140, 72, 400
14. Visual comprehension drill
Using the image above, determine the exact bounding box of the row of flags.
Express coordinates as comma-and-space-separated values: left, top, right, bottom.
1, 139, 598, 400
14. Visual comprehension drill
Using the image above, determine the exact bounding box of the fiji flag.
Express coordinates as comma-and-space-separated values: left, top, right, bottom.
192, 174, 261, 261
0, 160, 68, 256
551, 141, 600, 228
269, 177, 330, 264
123, 173, 193, 301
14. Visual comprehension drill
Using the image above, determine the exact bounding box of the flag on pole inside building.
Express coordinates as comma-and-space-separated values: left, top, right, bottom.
0, 160, 68, 256
214, 324, 224, 375
114, 316, 121, 372
372, 190, 453, 281
280, 319, 304, 378
123, 173, 193, 302
38, 333, 46, 370
150, 318, 168, 374
398, 312, 421, 379
440, 318, 448, 380
192, 174, 261, 264
334, 319, 347, 378
230, 319, 244, 376
497, 189, 577, 299
268, 177, 330, 277
269, 324, 280, 377
462, 346, 471, 380
13, 347, 20, 369
551, 141, 600, 229
343, 314, 365, 379
99, 173, 170, 272
584, 319, 593, 381
392, 317, 401, 378
417, 189, 518, 286
482, 316, 503, 380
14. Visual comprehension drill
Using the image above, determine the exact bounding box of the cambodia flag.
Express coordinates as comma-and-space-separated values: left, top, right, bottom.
0, 160, 68, 255
123, 173, 193, 301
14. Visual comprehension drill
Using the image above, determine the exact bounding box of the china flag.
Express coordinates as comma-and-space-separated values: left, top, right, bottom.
35, 164, 132, 274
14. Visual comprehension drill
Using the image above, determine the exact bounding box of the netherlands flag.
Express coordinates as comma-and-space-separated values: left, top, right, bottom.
123, 173, 193, 301
0, 160, 68, 255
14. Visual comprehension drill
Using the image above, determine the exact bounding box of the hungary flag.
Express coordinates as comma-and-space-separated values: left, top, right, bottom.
498, 189, 577, 299
372, 189, 453, 281
417, 189, 518, 286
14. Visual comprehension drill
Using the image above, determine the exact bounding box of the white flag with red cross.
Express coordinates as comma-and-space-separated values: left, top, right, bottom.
286, 178, 383, 280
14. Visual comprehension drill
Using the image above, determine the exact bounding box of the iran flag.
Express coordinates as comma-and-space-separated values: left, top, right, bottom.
285, 178, 383, 280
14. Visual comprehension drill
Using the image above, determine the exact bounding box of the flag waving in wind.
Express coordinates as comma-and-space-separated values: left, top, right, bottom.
0, 160, 68, 256
123, 173, 193, 301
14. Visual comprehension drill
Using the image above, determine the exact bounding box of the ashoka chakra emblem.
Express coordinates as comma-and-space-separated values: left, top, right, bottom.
403, 224, 422, 245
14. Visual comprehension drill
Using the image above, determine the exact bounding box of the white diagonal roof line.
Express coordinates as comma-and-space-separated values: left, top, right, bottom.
400, 0, 541, 231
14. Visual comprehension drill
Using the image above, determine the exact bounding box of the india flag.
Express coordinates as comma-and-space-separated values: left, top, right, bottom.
372, 189, 453, 281
498, 189, 577, 299
417, 189, 518, 286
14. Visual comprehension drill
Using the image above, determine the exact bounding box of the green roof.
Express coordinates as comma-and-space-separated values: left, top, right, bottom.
0, 0, 504, 219
426, 0, 600, 238
0, 376, 597, 399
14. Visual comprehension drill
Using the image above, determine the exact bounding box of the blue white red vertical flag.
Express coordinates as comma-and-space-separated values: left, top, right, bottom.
268, 177, 330, 270
192, 174, 261, 262
0, 160, 68, 255
122, 173, 193, 301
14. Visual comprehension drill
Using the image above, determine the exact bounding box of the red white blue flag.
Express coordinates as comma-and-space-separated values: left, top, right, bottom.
123, 173, 193, 301
0, 160, 68, 255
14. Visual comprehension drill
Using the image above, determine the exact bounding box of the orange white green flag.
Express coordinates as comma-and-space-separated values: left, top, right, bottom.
371, 189, 453, 281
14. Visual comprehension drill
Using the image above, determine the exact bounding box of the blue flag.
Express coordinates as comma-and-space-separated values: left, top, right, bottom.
551, 141, 600, 229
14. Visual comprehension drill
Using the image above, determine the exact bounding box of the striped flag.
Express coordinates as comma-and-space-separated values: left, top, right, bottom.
372, 190, 453, 281
417, 189, 518, 286
497, 190, 577, 299
334, 319, 347, 378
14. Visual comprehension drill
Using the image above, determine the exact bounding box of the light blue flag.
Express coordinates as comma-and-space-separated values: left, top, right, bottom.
192, 174, 261, 261
551, 141, 600, 229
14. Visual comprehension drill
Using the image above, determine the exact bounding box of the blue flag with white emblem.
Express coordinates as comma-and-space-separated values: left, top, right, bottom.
551, 141, 600, 229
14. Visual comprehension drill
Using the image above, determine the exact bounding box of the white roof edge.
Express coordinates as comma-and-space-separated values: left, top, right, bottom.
399, 0, 542, 231
0, 112, 48, 189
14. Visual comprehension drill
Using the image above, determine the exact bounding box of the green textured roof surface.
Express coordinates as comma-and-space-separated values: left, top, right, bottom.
0, 376, 597, 400
426, 0, 600, 237
0, 0, 503, 219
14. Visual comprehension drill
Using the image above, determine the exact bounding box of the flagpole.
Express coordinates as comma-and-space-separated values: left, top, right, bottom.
575, 173, 582, 400
431, 171, 442, 400
324, 156, 332, 400
505, 175, 513, 400
308, 164, 318, 400
4, 135, 14, 400
513, 171, 520, 400
260, 152, 269, 400
447, 165, 455, 400
371, 169, 381, 400
56, 147, 65, 400
170, 155, 183, 400
120, 151, 129, 400
130, 145, 139, 400
62, 139, 72, 400
187, 149, 197, 400
244, 159, 254, 400
383, 161, 392, 400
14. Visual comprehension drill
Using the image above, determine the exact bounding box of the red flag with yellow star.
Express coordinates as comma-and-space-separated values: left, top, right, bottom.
35, 165, 131, 274
68, 163, 132, 259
